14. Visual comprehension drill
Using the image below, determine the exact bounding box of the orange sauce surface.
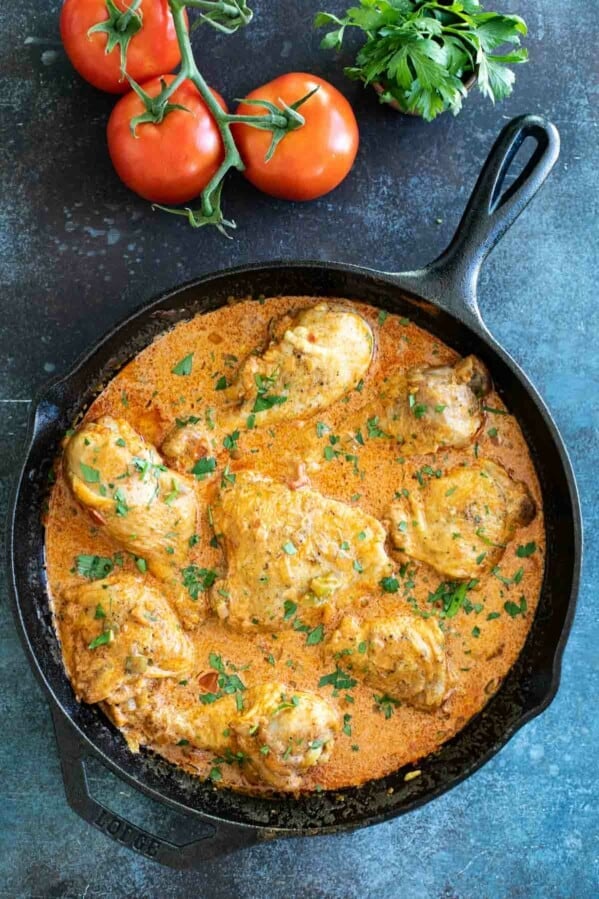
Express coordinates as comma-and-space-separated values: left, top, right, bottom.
45, 297, 545, 792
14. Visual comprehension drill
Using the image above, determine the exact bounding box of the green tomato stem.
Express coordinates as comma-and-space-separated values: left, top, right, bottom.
118, 0, 143, 30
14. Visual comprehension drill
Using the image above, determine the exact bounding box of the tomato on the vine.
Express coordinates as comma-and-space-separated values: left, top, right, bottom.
60, 0, 186, 94
107, 76, 227, 204
233, 73, 359, 202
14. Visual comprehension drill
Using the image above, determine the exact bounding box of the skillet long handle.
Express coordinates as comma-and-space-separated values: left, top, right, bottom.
51, 708, 260, 868
393, 114, 560, 327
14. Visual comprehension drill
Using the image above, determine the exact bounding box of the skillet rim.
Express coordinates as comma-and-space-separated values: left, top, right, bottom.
6, 259, 582, 840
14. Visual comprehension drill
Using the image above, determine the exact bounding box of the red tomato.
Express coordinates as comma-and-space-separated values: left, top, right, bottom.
107, 76, 226, 204
233, 73, 359, 201
60, 0, 186, 94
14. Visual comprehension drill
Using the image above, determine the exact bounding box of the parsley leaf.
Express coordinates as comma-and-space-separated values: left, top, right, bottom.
182, 565, 218, 599
191, 457, 217, 480
75, 554, 114, 580
316, 1, 528, 121
80, 463, 100, 484
172, 353, 194, 376
516, 541, 537, 558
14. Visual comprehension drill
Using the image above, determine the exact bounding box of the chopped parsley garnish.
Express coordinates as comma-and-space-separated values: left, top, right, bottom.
283, 600, 297, 620
114, 488, 129, 517
200, 654, 247, 711
475, 527, 506, 549
319, 666, 357, 692
482, 405, 509, 415
79, 463, 100, 484
504, 595, 527, 618
171, 353, 194, 376
366, 416, 387, 438
252, 370, 287, 413
94, 603, 106, 619
414, 464, 442, 487
374, 694, 401, 719
88, 629, 113, 650
223, 430, 240, 452
316, 421, 330, 437
378, 309, 388, 326
191, 456, 217, 480
306, 624, 325, 646
175, 415, 200, 429
380, 576, 399, 594
487, 427, 498, 438
182, 565, 218, 599
516, 542, 537, 558
75, 554, 114, 580
163, 479, 180, 506
492, 566, 524, 586
428, 580, 479, 619
246, 414, 256, 429
221, 465, 236, 488
135, 557, 147, 573
214, 375, 228, 390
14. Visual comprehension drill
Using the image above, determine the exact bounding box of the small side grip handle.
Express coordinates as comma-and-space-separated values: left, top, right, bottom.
51, 709, 258, 868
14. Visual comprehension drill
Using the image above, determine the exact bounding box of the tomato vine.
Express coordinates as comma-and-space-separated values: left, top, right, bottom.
125, 0, 316, 234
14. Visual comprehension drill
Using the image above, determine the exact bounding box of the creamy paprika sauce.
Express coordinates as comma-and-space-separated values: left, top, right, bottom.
45, 296, 544, 793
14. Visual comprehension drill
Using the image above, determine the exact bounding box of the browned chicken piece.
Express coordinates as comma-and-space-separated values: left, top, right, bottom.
210, 472, 393, 631
352, 355, 491, 455
327, 613, 447, 710
112, 681, 340, 792
388, 459, 536, 579
232, 683, 340, 790
60, 574, 196, 705
63, 416, 198, 582
162, 303, 374, 470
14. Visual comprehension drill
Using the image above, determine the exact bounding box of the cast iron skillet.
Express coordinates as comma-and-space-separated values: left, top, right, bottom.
7, 115, 581, 868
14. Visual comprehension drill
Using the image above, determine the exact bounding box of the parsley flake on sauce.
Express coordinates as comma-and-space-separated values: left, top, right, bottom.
80, 463, 100, 484
516, 542, 537, 558
171, 353, 194, 376
75, 554, 114, 580
191, 457, 217, 480
182, 565, 218, 599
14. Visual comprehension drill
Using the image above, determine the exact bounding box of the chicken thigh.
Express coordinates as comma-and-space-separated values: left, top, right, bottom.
210, 472, 393, 631
351, 355, 491, 455
162, 303, 374, 470
61, 574, 196, 705
327, 612, 447, 710
114, 681, 340, 792
388, 459, 536, 579
64, 416, 198, 581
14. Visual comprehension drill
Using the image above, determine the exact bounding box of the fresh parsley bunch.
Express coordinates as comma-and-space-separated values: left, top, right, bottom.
315, 0, 528, 121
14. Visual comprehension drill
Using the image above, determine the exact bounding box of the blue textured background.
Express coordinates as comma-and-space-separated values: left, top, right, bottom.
1, 1, 597, 896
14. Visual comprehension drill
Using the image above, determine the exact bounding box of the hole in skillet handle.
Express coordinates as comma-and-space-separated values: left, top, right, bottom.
391, 114, 561, 328
51, 708, 259, 867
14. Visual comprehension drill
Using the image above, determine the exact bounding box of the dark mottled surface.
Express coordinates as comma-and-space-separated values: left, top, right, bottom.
1, 1, 597, 896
